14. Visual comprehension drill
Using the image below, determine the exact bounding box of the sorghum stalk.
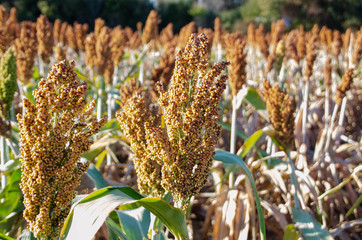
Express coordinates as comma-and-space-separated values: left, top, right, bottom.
17, 60, 107, 239
0, 135, 9, 189
224, 32, 247, 188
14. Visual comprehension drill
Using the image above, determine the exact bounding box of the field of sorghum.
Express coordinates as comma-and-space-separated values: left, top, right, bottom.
0, 6, 361, 240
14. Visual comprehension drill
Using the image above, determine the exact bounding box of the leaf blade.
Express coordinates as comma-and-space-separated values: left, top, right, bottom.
60, 187, 188, 240
292, 207, 333, 240
213, 150, 266, 240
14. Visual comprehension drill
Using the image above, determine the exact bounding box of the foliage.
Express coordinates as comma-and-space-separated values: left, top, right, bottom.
157, 0, 193, 33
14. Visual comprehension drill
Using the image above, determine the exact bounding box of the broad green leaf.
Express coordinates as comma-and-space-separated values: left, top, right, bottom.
60, 187, 188, 240
115, 208, 150, 240
238, 130, 264, 158
107, 224, 122, 240
0, 201, 24, 233
0, 185, 21, 219
292, 207, 333, 240
0, 169, 22, 220
244, 87, 266, 110
106, 217, 129, 240
8, 168, 21, 185
283, 224, 299, 240
213, 150, 266, 240
0, 232, 16, 240
120, 198, 186, 239
86, 163, 107, 189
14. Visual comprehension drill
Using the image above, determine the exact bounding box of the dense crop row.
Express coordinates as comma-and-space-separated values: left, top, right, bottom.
0, 6, 361, 240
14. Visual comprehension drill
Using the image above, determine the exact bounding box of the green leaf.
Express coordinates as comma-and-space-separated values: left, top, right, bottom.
0, 159, 20, 174
95, 149, 108, 169
318, 165, 361, 201
18, 229, 37, 240
0, 200, 24, 233
86, 163, 107, 189
283, 224, 299, 240
122, 198, 186, 239
60, 187, 188, 240
266, 158, 286, 168
106, 217, 130, 240
0, 169, 22, 220
115, 208, 150, 240
238, 130, 264, 158
0, 232, 16, 240
101, 119, 121, 131
8, 168, 21, 185
291, 207, 333, 240
81, 137, 118, 161
75, 68, 90, 83
24, 84, 36, 105
0, 185, 21, 220
244, 87, 266, 110
346, 194, 362, 217
32, 65, 40, 81
213, 150, 266, 240
217, 121, 247, 140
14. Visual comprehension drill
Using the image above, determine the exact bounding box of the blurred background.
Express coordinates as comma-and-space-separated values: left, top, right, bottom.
0, 0, 361, 33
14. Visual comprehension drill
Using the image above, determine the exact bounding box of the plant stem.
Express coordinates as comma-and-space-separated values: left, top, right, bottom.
324, 88, 330, 129
229, 98, 237, 188
0, 136, 8, 190
338, 97, 347, 126
97, 76, 103, 121
302, 79, 309, 146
